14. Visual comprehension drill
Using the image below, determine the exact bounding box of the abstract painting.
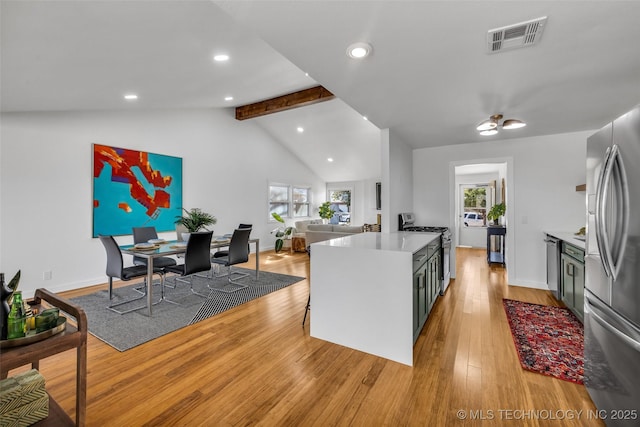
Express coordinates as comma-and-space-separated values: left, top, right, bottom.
92, 144, 182, 237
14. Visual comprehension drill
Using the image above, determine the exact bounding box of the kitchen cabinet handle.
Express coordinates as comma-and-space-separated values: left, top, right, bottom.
566, 263, 574, 277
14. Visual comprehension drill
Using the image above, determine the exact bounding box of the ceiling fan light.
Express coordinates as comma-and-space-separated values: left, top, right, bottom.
479, 129, 499, 136
502, 119, 526, 129
476, 120, 497, 131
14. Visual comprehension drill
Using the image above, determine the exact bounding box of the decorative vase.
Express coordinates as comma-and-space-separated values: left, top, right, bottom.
182, 232, 191, 242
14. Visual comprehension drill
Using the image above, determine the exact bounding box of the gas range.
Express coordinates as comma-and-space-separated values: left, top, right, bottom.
398, 213, 451, 242
403, 225, 449, 234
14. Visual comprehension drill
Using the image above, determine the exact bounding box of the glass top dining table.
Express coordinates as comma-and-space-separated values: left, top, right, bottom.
119, 237, 260, 316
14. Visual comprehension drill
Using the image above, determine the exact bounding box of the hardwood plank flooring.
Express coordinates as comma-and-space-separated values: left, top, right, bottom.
5, 247, 603, 426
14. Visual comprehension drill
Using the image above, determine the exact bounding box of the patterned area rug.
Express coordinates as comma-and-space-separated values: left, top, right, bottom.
502, 299, 584, 384
70, 268, 304, 351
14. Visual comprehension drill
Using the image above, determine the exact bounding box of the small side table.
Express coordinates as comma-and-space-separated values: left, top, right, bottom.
292, 236, 307, 253
487, 226, 506, 266
1, 289, 87, 426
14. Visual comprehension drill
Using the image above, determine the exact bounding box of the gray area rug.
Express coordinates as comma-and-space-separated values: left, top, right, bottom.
70, 268, 304, 351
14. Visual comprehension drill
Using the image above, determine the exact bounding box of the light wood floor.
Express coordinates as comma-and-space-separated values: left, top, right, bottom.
7, 247, 603, 426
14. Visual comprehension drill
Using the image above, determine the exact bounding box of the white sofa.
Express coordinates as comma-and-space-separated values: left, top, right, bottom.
294, 219, 324, 237
305, 224, 364, 246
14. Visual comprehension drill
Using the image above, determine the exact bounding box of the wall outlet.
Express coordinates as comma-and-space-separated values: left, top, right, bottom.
43, 271, 52, 280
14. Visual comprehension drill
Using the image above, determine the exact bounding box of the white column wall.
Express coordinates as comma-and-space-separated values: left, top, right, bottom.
0, 108, 325, 297
382, 129, 414, 233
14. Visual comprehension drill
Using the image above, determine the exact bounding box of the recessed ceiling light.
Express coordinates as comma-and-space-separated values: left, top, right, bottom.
346, 42, 373, 59
297, 127, 304, 133
327, 158, 334, 162
124, 94, 138, 100
224, 96, 233, 101
213, 54, 229, 62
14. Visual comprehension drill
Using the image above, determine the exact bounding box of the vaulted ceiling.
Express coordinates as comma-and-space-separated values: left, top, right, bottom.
3, 1, 640, 182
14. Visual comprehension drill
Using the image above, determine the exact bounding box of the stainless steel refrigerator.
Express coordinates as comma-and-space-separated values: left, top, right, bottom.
585, 104, 640, 424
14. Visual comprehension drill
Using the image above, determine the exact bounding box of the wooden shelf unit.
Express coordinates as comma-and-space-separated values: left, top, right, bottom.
1, 288, 87, 426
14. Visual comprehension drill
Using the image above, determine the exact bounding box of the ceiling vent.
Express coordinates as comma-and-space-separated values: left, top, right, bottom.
487, 16, 547, 53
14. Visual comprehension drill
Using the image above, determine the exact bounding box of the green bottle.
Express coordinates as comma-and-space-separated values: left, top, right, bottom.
7, 290, 25, 339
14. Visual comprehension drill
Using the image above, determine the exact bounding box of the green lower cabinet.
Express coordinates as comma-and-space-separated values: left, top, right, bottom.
413, 263, 428, 342
560, 243, 585, 321
427, 252, 441, 312
413, 241, 441, 343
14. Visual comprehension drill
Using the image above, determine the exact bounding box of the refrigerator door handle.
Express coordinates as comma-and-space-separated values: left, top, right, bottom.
609, 145, 630, 281
586, 293, 640, 353
595, 146, 613, 277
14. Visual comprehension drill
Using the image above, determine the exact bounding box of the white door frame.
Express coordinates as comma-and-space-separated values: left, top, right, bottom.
449, 158, 514, 282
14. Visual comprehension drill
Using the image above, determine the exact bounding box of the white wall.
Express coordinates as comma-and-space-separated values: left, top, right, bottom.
382, 129, 414, 232
0, 108, 325, 297
413, 130, 592, 289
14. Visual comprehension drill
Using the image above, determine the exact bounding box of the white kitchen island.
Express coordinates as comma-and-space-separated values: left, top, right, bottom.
310, 231, 441, 366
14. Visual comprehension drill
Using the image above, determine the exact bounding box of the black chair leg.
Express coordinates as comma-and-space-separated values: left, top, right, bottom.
302, 294, 310, 326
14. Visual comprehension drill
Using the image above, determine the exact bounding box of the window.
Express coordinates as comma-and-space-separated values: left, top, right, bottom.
463, 186, 488, 227
269, 184, 311, 219
269, 184, 289, 218
293, 187, 310, 218
328, 189, 351, 224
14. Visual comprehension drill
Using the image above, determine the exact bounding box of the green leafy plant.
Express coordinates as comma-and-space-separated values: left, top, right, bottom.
175, 208, 217, 233
318, 201, 335, 221
271, 212, 294, 253
487, 203, 506, 222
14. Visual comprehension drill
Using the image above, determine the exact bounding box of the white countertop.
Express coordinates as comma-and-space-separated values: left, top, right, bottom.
311, 231, 440, 253
545, 231, 586, 250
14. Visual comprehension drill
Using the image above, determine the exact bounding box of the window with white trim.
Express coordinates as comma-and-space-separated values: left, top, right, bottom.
269, 184, 290, 219
293, 187, 310, 217
269, 184, 311, 219
328, 189, 352, 224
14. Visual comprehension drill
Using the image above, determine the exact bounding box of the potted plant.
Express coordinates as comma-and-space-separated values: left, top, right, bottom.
271, 213, 294, 253
487, 203, 506, 225
318, 202, 335, 224
175, 208, 217, 240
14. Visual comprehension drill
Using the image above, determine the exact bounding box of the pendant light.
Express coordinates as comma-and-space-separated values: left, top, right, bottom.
476, 114, 526, 135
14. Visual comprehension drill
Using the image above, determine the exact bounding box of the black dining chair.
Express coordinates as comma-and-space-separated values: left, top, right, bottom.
210, 227, 252, 293
163, 231, 213, 299
132, 226, 178, 294
211, 223, 252, 260
98, 235, 166, 314
132, 226, 177, 268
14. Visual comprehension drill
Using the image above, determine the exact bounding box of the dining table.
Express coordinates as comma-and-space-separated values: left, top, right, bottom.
119, 236, 260, 316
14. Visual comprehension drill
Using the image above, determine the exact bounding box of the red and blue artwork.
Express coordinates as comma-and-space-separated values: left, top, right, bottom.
92, 144, 182, 237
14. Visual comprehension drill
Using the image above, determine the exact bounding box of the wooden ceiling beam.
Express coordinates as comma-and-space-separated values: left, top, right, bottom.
235, 85, 335, 120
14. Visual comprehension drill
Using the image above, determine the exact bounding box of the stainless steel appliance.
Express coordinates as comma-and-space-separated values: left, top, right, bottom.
585, 104, 640, 423
543, 235, 561, 299
399, 213, 452, 294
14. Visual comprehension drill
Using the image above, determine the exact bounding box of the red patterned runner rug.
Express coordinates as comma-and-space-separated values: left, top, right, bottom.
502, 299, 584, 384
